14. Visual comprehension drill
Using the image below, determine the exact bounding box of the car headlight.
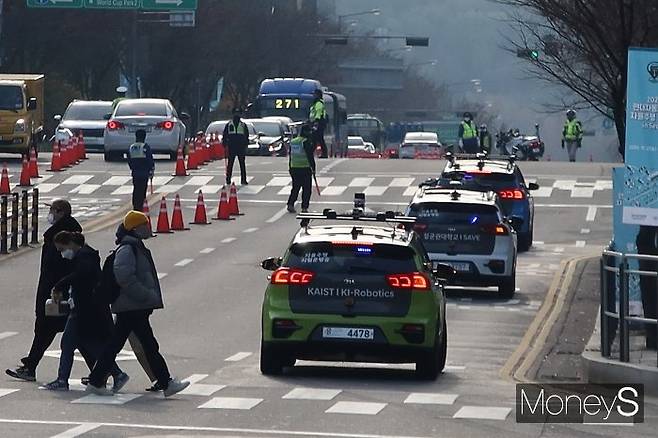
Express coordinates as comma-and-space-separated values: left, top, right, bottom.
14, 119, 26, 133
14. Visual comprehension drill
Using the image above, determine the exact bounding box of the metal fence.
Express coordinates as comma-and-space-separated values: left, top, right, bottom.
0, 188, 39, 254
601, 250, 657, 367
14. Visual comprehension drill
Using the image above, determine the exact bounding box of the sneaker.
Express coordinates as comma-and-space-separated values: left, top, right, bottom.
5, 366, 35, 382
287, 204, 296, 213
163, 378, 190, 398
145, 381, 166, 392
41, 379, 69, 391
112, 372, 130, 393
85, 383, 113, 396
80, 377, 89, 386
301, 208, 308, 213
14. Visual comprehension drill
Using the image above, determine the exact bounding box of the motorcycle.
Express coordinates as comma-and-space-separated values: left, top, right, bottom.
495, 124, 545, 161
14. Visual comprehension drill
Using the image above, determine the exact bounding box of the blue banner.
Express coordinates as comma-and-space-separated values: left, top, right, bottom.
623, 47, 658, 225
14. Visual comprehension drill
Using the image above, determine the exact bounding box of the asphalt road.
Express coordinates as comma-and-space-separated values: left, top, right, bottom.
0, 154, 654, 437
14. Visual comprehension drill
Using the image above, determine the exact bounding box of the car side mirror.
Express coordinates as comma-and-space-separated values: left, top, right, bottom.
433, 263, 456, 283
528, 182, 539, 191
257, 132, 265, 137
261, 257, 282, 271
508, 216, 524, 229
103, 113, 112, 120
53, 114, 62, 122
27, 98, 37, 111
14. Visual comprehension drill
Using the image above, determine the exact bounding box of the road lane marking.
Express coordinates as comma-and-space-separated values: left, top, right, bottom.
243, 227, 258, 233
68, 184, 100, 195
71, 393, 141, 405
102, 176, 131, 186
443, 365, 466, 372
179, 384, 226, 397
554, 247, 565, 253
0, 331, 18, 341
111, 186, 133, 195
224, 352, 252, 362
283, 388, 341, 400
174, 258, 194, 267
200, 247, 216, 254
61, 175, 93, 185
349, 177, 374, 187
326, 401, 386, 415
321, 185, 347, 196
277, 186, 292, 195
404, 393, 458, 405
50, 423, 102, 438
586, 206, 597, 221
0, 389, 19, 398
157, 273, 168, 280
266, 207, 288, 223
198, 185, 221, 194
150, 176, 172, 186
390, 177, 414, 187
156, 184, 184, 194
34, 183, 59, 193
266, 176, 290, 186
184, 176, 214, 186
363, 186, 388, 196
237, 185, 264, 195
570, 187, 595, 198
182, 374, 208, 384
581, 228, 590, 234
198, 397, 263, 410
576, 241, 586, 247
318, 158, 346, 174
221, 237, 236, 243
453, 406, 511, 420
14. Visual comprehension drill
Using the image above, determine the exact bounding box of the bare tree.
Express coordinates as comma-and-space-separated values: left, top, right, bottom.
496, 0, 658, 156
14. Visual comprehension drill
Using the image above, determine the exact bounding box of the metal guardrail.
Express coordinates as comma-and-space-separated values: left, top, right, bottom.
601, 250, 657, 367
0, 189, 39, 254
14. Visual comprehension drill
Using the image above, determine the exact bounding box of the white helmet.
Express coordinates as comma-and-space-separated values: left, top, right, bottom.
116, 86, 128, 94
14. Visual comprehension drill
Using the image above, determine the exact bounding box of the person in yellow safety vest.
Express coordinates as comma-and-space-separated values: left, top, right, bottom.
479, 124, 492, 154
309, 89, 328, 158
112, 86, 128, 111
287, 123, 316, 214
222, 108, 250, 185
458, 112, 479, 154
562, 109, 583, 162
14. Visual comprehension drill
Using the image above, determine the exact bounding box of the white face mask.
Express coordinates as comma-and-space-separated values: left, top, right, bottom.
61, 249, 75, 260
47, 213, 56, 225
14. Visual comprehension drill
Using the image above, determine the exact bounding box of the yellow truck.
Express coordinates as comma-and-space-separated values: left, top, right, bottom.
0, 74, 45, 156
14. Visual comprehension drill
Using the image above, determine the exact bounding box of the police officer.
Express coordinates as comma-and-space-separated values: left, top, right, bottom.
562, 109, 583, 162
458, 112, 479, 154
479, 124, 492, 154
309, 89, 328, 158
128, 129, 154, 211
222, 108, 249, 185
112, 86, 128, 110
287, 123, 316, 213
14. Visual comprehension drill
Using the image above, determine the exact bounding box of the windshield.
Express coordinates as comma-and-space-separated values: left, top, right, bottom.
257, 97, 313, 121
409, 203, 500, 225
115, 102, 168, 117
64, 103, 112, 121
0, 86, 24, 111
251, 121, 281, 136
348, 137, 364, 146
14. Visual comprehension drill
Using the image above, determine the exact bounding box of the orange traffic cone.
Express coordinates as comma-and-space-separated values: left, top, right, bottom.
49, 142, 63, 172
28, 147, 40, 178
78, 132, 87, 160
0, 163, 10, 195
142, 198, 152, 231
172, 146, 188, 177
191, 190, 210, 225
170, 194, 189, 230
187, 142, 199, 170
61, 139, 70, 168
154, 196, 173, 234
18, 155, 32, 187
228, 183, 243, 216
214, 186, 233, 221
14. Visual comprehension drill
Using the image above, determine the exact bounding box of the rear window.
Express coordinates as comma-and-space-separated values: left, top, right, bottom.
409, 203, 500, 225
64, 103, 112, 121
441, 171, 520, 190
287, 242, 417, 274
115, 102, 168, 117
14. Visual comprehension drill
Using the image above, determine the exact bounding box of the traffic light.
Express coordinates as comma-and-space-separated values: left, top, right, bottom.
517, 48, 540, 60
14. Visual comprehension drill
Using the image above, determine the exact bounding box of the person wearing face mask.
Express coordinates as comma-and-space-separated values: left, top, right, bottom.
42, 231, 129, 391
86, 211, 189, 397
222, 108, 249, 186
6, 199, 82, 382
458, 112, 479, 154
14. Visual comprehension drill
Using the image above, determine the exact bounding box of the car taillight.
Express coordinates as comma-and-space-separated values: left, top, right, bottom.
107, 120, 124, 130
498, 189, 525, 200
157, 120, 175, 130
386, 272, 429, 291
271, 267, 314, 285
481, 224, 509, 236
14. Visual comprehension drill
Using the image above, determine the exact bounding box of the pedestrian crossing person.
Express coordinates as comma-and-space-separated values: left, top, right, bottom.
222, 108, 249, 186
128, 129, 154, 211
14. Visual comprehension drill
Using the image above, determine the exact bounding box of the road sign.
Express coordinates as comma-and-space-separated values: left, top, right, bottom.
142, 0, 197, 10
84, 0, 140, 9
27, 0, 83, 8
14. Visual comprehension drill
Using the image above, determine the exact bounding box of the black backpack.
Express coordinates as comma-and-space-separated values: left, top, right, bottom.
96, 244, 136, 305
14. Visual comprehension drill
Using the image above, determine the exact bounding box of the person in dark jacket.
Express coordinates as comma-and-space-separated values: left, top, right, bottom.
222, 108, 249, 185
6, 199, 82, 382
128, 129, 155, 211
86, 211, 189, 397
636, 226, 658, 349
42, 231, 129, 391
287, 123, 316, 213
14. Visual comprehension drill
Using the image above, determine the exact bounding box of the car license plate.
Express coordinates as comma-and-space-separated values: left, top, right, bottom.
322, 327, 374, 340
439, 261, 470, 272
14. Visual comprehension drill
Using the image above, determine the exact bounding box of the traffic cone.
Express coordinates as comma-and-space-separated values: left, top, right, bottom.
48, 142, 63, 172
18, 155, 32, 187
154, 196, 173, 234
28, 147, 40, 178
0, 163, 10, 195
228, 182, 243, 216
214, 186, 233, 221
142, 198, 152, 231
61, 139, 70, 167
187, 142, 199, 170
172, 146, 188, 177
210, 134, 219, 160
79, 132, 88, 160
170, 194, 189, 230
190, 190, 210, 225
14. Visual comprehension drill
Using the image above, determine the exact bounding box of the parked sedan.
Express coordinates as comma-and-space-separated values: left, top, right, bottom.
103, 98, 188, 161
400, 132, 443, 159
54, 100, 112, 152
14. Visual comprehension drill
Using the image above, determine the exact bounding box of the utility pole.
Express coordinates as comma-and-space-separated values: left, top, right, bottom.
131, 10, 139, 98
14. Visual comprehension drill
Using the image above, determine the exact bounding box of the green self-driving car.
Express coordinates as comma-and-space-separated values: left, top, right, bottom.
260, 210, 452, 380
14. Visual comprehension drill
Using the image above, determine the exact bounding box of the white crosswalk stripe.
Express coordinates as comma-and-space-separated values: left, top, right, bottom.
69, 184, 100, 195
61, 175, 93, 185
101, 176, 131, 186
349, 177, 374, 187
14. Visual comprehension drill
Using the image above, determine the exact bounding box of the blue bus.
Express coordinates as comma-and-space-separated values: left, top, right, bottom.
248, 78, 348, 156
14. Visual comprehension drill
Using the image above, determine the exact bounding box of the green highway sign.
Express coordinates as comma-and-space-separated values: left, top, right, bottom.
27, 0, 83, 8
141, 0, 197, 10
27, 0, 197, 9
84, 0, 140, 9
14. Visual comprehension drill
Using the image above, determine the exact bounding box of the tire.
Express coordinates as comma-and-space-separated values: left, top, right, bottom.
415, 319, 447, 380
518, 223, 533, 252
259, 341, 287, 376
498, 274, 516, 299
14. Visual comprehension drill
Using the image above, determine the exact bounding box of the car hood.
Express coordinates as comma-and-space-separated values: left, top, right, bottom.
258, 135, 283, 145
59, 120, 107, 130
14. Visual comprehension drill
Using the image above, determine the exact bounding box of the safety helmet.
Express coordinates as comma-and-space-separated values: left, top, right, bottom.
314, 89, 323, 97
566, 109, 576, 118
116, 86, 128, 94
463, 112, 472, 119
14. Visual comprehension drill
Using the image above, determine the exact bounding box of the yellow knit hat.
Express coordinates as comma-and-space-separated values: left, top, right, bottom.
123, 210, 149, 231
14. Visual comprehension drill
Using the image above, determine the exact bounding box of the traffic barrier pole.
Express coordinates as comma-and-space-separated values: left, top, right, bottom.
1, 196, 7, 254
20, 190, 28, 247
10, 193, 18, 251
31, 188, 39, 244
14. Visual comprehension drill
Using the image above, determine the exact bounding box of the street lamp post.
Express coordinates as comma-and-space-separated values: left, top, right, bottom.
337, 8, 381, 29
